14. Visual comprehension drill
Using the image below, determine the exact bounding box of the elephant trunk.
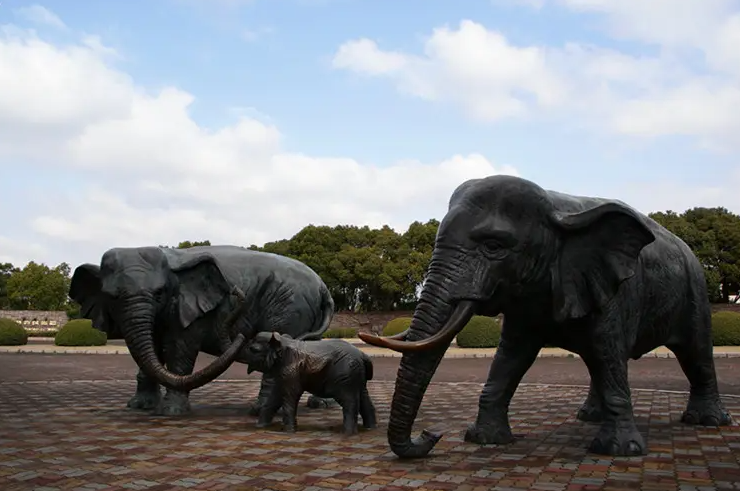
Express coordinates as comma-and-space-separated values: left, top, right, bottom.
365, 255, 475, 458
120, 294, 246, 393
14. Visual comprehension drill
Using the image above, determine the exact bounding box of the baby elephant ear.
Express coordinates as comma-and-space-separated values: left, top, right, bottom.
549, 201, 656, 323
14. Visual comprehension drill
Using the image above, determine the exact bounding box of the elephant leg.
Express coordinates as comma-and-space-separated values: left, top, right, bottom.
668, 315, 732, 427
306, 394, 338, 409
247, 373, 280, 416
587, 330, 646, 456
127, 367, 162, 410
577, 355, 605, 423
280, 384, 304, 433
154, 339, 200, 416
359, 386, 377, 429
256, 382, 283, 428
335, 392, 360, 435
464, 336, 541, 445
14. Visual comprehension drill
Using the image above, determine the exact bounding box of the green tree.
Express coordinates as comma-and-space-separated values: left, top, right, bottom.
0, 262, 18, 309
650, 207, 740, 303
5, 261, 72, 311
253, 221, 440, 312
177, 240, 211, 248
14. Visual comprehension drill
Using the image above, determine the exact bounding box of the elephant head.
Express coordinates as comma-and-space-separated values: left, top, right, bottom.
243, 331, 284, 375
359, 175, 656, 458
69, 246, 248, 392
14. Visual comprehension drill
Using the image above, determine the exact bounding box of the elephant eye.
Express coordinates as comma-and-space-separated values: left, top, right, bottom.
482, 240, 502, 250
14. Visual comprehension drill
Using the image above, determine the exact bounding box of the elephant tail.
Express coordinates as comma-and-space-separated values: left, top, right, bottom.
296, 283, 335, 341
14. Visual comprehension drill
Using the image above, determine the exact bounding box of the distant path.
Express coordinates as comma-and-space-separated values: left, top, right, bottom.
2, 353, 740, 395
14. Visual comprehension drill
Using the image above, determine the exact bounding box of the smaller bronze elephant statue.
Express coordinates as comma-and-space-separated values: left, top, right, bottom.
244, 331, 377, 435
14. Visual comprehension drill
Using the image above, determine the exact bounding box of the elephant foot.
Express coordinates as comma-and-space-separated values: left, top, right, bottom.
463, 421, 515, 445
255, 418, 273, 429
153, 393, 191, 416
246, 399, 283, 417
127, 390, 161, 411
577, 402, 605, 423
681, 397, 733, 426
307, 395, 337, 409
362, 417, 377, 430
282, 424, 297, 433
588, 420, 646, 456
342, 423, 359, 436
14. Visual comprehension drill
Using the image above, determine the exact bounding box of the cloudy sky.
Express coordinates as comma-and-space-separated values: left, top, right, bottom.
1, 0, 739, 268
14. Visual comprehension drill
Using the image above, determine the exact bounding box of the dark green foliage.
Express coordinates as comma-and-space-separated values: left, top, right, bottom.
711, 311, 740, 346
650, 208, 740, 303
25, 328, 58, 337
0, 318, 28, 346
252, 220, 440, 311
55, 319, 107, 347
322, 328, 358, 339
383, 317, 412, 336
177, 240, 211, 248
456, 316, 502, 348
4, 261, 71, 311
0, 263, 18, 309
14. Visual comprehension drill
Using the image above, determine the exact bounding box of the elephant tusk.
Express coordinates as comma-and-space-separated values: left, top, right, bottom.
358, 301, 476, 353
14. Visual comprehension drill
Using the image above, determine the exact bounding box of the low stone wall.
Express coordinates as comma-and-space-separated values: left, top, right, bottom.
712, 303, 740, 313
3, 303, 736, 335
0, 310, 69, 330
329, 310, 414, 334
332, 304, 740, 333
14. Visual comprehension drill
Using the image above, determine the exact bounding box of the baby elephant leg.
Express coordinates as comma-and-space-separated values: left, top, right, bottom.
306, 395, 338, 409
359, 386, 377, 429
335, 392, 360, 435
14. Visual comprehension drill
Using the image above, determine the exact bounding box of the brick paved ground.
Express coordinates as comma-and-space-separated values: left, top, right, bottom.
1, 378, 740, 490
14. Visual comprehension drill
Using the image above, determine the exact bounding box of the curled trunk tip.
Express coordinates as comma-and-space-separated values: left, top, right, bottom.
393, 429, 443, 459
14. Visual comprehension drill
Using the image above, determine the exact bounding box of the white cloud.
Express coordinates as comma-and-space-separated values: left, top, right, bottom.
332, 3, 740, 149
0, 16, 516, 268
14, 4, 67, 30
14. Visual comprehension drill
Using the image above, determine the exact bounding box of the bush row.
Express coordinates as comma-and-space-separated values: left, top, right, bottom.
377, 310, 740, 348
0, 318, 107, 347
381, 315, 501, 348
3, 309, 740, 348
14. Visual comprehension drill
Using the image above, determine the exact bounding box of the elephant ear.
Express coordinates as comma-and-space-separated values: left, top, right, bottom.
69, 264, 109, 331
549, 201, 656, 323
167, 251, 231, 329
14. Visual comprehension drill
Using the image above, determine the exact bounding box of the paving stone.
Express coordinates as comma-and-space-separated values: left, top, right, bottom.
1, 379, 739, 490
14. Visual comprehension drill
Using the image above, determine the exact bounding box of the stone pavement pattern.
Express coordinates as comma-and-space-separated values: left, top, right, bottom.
1, 380, 740, 491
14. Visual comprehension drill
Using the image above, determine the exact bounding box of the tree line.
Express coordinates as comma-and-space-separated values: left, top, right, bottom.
1, 208, 739, 314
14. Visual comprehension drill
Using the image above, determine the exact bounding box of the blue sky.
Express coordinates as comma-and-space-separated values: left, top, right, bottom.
0, 0, 738, 267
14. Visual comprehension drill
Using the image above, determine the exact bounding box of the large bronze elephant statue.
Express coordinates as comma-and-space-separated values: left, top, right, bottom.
69, 245, 335, 416
361, 175, 732, 458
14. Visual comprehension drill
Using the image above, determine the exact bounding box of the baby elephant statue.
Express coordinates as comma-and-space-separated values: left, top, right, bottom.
244, 331, 377, 435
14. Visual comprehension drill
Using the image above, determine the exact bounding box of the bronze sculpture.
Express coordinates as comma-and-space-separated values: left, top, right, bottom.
69, 245, 336, 416
244, 331, 377, 435
360, 175, 732, 457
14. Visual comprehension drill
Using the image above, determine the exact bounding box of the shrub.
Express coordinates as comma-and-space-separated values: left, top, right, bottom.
382, 317, 412, 336
55, 319, 108, 347
26, 328, 58, 337
323, 327, 358, 339
711, 311, 740, 346
0, 318, 28, 346
456, 315, 502, 348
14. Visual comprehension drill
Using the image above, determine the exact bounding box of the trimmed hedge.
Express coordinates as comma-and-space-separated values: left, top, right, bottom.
322, 327, 358, 339
55, 319, 108, 347
0, 318, 28, 346
382, 317, 412, 336
26, 328, 58, 337
711, 311, 740, 346
456, 315, 502, 348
